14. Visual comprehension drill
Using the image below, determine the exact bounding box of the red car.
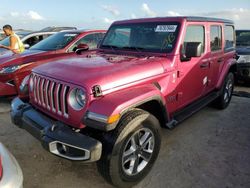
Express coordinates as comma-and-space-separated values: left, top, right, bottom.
0, 29, 106, 97
11, 17, 236, 187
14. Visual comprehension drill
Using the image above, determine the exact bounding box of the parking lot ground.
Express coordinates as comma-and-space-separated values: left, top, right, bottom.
0, 87, 249, 188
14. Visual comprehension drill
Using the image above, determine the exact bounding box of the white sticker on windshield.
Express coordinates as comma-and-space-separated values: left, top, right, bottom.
155, 25, 177, 32
64, 34, 77, 37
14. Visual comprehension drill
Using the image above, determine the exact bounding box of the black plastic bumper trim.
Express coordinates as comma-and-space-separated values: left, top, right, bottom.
10, 97, 102, 162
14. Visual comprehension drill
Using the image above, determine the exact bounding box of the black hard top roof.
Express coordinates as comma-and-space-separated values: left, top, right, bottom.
114, 16, 234, 25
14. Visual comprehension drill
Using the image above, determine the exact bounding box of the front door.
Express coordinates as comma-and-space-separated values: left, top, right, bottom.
176, 24, 210, 110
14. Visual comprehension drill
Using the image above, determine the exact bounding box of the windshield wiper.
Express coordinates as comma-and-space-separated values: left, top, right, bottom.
101, 45, 119, 51
121, 46, 145, 52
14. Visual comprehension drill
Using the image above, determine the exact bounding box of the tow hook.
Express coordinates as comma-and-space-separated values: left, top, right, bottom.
17, 104, 27, 110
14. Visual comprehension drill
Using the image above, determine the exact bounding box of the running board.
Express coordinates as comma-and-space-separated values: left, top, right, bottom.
166, 91, 219, 129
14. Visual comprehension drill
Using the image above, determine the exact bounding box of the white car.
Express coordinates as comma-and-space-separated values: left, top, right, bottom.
0, 31, 56, 54
0, 143, 23, 188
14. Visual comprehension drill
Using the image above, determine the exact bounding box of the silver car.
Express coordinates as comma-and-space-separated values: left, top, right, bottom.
0, 143, 23, 188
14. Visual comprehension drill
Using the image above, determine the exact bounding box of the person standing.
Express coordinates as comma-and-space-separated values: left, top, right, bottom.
0, 25, 25, 54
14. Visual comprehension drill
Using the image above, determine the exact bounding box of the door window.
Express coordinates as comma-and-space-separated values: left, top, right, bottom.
182, 25, 205, 55
210, 25, 222, 51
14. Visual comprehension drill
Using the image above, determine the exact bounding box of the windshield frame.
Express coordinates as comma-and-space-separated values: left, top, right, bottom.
100, 22, 180, 54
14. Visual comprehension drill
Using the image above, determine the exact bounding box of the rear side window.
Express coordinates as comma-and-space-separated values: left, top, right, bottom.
224, 25, 235, 51
182, 25, 205, 54
210, 25, 222, 51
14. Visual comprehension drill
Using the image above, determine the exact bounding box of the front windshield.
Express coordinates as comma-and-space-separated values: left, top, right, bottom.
30, 32, 79, 51
101, 22, 180, 53
236, 31, 250, 46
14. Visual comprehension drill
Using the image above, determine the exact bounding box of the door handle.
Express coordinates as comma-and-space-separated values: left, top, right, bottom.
217, 58, 224, 63
200, 62, 210, 68
177, 71, 184, 78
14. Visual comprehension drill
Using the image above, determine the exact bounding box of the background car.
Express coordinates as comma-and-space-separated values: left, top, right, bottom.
40, 26, 77, 32
0, 29, 32, 41
0, 29, 106, 97
236, 30, 250, 84
0, 30, 57, 54
0, 31, 6, 41
0, 143, 23, 188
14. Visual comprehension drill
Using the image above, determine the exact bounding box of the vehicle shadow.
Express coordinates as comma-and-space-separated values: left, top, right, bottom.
0, 98, 12, 113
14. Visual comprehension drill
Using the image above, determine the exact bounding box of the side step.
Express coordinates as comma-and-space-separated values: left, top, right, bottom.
166, 91, 219, 129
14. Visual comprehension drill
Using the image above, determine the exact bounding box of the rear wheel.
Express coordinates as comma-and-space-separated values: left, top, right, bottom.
213, 72, 234, 109
97, 109, 161, 188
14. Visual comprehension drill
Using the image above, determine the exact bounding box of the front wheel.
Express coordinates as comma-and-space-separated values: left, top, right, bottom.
97, 109, 161, 188
213, 72, 234, 109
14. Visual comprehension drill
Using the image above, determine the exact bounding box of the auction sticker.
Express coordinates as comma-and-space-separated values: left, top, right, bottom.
155, 25, 177, 32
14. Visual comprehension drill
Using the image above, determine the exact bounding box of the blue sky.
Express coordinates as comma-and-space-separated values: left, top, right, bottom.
0, 0, 249, 30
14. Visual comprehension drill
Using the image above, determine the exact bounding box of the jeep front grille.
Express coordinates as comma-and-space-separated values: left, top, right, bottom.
33, 75, 70, 118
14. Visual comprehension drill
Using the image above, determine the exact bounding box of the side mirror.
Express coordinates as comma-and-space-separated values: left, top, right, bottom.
185, 42, 202, 58
24, 44, 30, 49
75, 43, 89, 54
181, 42, 202, 61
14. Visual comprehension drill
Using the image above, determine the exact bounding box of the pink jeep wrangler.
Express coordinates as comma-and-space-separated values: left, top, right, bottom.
11, 16, 236, 187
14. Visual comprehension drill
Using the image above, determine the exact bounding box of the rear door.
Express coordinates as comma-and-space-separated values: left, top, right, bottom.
206, 24, 224, 92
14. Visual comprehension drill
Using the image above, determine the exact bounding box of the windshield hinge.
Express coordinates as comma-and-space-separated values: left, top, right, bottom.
92, 85, 103, 97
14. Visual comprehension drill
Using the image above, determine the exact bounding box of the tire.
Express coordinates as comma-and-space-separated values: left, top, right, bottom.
213, 72, 234, 109
97, 109, 161, 188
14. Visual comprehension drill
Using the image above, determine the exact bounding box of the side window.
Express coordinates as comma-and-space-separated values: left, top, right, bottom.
69, 33, 104, 52
24, 36, 40, 47
210, 25, 222, 51
42, 34, 51, 40
38, 35, 44, 43
95, 33, 106, 45
224, 25, 235, 51
182, 25, 205, 55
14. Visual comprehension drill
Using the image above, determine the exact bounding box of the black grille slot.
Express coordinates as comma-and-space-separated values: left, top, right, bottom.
32, 74, 70, 118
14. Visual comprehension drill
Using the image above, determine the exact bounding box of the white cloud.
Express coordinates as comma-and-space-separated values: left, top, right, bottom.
10, 12, 19, 17
131, 13, 137, 19
27, 10, 44, 20
8, 10, 45, 21
194, 8, 250, 29
141, 3, 157, 17
102, 5, 120, 16
103, 17, 114, 24
167, 11, 181, 16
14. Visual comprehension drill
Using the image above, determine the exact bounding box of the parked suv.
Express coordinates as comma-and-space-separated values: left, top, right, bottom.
11, 17, 236, 187
236, 30, 250, 83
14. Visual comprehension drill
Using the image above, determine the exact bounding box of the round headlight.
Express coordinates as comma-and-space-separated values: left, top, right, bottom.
75, 89, 86, 107
69, 88, 86, 110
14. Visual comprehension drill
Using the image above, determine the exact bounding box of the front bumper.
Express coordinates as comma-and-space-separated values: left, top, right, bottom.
0, 143, 23, 188
236, 62, 250, 82
10, 97, 102, 162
